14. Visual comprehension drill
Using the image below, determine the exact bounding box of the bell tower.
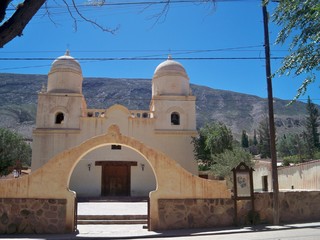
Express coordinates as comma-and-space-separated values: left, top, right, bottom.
32, 51, 87, 170
150, 56, 196, 131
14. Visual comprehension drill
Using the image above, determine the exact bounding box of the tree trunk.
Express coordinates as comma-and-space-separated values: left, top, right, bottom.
0, 0, 46, 48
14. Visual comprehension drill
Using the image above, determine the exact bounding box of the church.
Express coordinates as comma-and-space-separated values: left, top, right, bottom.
31, 51, 198, 197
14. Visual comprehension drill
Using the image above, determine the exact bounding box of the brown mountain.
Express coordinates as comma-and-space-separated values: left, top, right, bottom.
0, 73, 307, 140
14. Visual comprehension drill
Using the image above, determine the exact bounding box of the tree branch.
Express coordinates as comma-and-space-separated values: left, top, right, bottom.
62, 0, 78, 31
0, 0, 12, 23
71, 0, 118, 34
0, 0, 46, 48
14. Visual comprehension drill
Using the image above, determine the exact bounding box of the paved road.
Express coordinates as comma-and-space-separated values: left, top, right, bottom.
2, 222, 320, 240
1, 202, 320, 239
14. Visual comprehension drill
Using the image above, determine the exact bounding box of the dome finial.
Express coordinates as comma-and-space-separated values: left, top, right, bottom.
65, 49, 70, 56
168, 55, 172, 60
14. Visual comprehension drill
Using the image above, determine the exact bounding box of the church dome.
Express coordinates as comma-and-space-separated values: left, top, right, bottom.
47, 50, 83, 94
50, 50, 82, 74
153, 56, 188, 79
152, 56, 190, 97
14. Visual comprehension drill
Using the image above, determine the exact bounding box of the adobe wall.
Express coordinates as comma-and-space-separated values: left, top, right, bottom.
278, 160, 320, 190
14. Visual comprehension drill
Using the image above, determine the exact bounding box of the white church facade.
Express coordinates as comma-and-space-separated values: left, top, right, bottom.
31, 51, 198, 197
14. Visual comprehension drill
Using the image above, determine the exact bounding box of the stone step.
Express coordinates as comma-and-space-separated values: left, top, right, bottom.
77, 219, 148, 225
77, 215, 148, 225
77, 197, 148, 202
78, 215, 147, 220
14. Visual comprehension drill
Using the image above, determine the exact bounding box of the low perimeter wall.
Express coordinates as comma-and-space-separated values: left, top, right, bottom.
254, 191, 320, 224
1, 192, 320, 234
157, 191, 320, 230
0, 198, 67, 234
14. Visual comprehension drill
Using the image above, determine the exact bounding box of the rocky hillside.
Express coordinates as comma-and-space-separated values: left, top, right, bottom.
0, 73, 308, 140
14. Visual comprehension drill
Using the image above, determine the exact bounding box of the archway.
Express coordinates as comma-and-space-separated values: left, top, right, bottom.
70, 144, 156, 198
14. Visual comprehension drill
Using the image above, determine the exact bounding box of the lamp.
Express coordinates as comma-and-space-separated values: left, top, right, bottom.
87, 163, 92, 171
140, 163, 145, 171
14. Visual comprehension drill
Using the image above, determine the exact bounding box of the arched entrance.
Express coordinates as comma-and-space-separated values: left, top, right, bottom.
69, 144, 156, 198
69, 143, 157, 227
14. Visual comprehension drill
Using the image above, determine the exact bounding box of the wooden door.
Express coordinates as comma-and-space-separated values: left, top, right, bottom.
101, 165, 130, 196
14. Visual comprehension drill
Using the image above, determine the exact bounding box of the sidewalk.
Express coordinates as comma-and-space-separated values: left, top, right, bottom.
1, 202, 320, 239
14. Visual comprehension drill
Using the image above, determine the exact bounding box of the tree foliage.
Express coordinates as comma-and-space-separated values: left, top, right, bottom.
302, 96, 320, 158
277, 133, 305, 160
272, 0, 320, 100
305, 96, 320, 148
241, 130, 249, 148
277, 97, 320, 162
258, 118, 271, 158
192, 122, 233, 168
0, 128, 31, 176
204, 122, 233, 155
193, 122, 253, 178
211, 147, 253, 179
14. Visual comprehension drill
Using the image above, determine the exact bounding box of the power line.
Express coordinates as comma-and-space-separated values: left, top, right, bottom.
0, 56, 284, 61
0, 45, 265, 54
0, 44, 285, 71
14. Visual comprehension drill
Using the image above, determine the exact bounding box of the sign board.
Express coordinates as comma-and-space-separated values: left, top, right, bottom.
236, 172, 251, 198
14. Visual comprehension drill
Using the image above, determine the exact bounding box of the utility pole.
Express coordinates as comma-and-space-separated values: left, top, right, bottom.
262, 1, 279, 225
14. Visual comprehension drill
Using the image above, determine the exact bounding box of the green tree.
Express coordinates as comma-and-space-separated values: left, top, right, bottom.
192, 132, 212, 167
277, 133, 306, 161
241, 130, 249, 148
272, 0, 320, 100
277, 134, 290, 157
305, 96, 320, 149
192, 122, 233, 168
248, 129, 259, 155
300, 96, 320, 159
202, 122, 233, 155
0, 128, 31, 176
211, 147, 253, 180
258, 118, 271, 158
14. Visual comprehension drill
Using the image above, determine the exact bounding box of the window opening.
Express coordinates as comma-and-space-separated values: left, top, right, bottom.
111, 145, 122, 150
142, 112, 148, 118
171, 112, 180, 125
55, 112, 64, 124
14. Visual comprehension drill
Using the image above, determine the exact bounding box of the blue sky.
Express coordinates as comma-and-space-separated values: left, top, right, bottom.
1, 0, 319, 102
